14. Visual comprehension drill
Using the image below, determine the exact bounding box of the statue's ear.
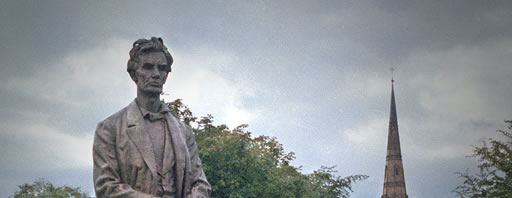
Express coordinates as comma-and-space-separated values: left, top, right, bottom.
129, 70, 138, 83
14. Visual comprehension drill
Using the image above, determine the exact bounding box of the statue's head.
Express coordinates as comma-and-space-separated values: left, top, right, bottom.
127, 37, 173, 95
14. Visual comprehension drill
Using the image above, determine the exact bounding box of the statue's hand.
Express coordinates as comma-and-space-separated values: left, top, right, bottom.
189, 185, 210, 198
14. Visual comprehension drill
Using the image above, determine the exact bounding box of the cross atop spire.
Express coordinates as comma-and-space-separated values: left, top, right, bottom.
390, 67, 395, 83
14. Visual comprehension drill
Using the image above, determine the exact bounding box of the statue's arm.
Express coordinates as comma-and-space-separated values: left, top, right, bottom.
93, 121, 158, 198
185, 125, 211, 197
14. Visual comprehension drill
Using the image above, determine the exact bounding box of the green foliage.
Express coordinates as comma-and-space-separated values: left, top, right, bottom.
309, 166, 369, 198
11, 178, 89, 198
168, 99, 197, 125
168, 99, 367, 198
455, 120, 512, 198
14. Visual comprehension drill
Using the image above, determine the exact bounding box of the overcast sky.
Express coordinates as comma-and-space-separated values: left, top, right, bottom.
1, 1, 512, 197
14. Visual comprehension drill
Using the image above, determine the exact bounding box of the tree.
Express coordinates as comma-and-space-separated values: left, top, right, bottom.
168, 99, 367, 198
11, 178, 89, 198
309, 166, 369, 198
455, 120, 512, 198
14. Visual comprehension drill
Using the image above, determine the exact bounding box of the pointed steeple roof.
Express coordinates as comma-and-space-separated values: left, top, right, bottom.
382, 76, 408, 198
390, 79, 397, 122
387, 80, 401, 153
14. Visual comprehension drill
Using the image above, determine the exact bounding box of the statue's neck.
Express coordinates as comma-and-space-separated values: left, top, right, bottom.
136, 90, 161, 113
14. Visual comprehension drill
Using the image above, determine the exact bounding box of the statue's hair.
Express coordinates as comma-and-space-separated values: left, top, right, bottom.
127, 37, 173, 76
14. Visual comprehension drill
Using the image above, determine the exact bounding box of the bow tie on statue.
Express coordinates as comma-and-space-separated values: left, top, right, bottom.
144, 112, 166, 122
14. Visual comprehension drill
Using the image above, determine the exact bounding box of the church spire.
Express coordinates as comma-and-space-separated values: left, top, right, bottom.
382, 72, 408, 198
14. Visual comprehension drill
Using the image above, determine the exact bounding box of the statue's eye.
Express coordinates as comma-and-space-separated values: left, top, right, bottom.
158, 65, 169, 72
142, 63, 153, 70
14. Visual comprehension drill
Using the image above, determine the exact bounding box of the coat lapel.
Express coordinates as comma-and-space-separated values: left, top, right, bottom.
125, 100, 158, 178
165, 113, 189, 198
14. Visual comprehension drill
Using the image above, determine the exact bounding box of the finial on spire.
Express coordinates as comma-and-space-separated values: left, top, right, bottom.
390, 67, 395, 83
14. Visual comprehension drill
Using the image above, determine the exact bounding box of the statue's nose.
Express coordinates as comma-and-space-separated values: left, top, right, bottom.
151, 67, 161, 78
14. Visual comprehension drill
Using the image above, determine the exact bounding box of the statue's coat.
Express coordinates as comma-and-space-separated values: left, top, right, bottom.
93, 100, 210, 198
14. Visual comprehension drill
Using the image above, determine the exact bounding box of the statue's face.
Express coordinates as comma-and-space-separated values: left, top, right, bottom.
133, 51, 170, 95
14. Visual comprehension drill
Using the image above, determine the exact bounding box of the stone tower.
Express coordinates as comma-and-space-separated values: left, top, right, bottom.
381, 78, 408, 198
